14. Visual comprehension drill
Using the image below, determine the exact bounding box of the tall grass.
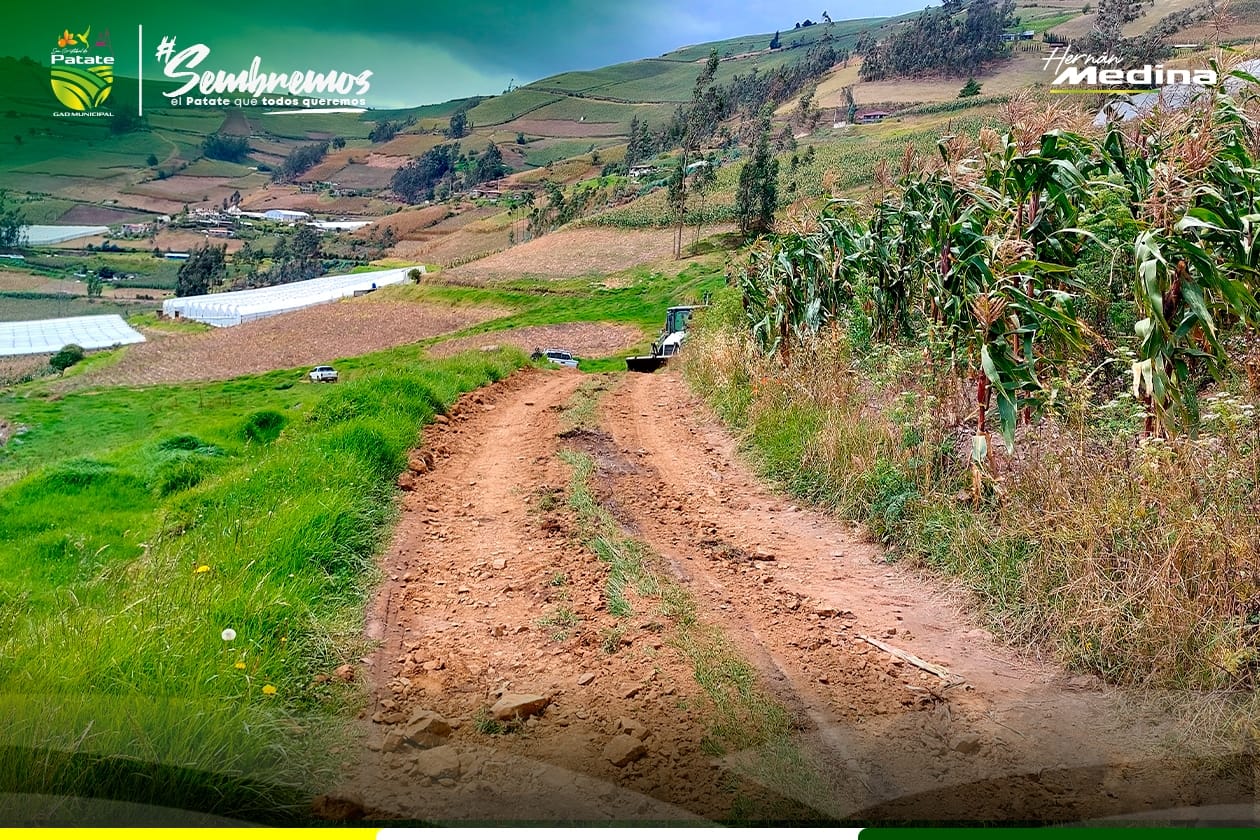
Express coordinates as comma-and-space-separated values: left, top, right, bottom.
684, 290, 1260, 693
0, 349, 524, 820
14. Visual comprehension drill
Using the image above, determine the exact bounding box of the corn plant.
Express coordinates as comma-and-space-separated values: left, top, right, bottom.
1111, 74, 1260, 434
737, 78, 1260, 457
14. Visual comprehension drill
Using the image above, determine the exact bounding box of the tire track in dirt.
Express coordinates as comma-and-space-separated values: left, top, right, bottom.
347, 368, 779, 824
597, 370, 1256, 822
339, 367, 1255, 825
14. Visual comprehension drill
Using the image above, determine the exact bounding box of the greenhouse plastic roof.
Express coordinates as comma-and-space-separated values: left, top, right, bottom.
21, 225, 109, 245
163, 266, 421, 327
0, 315, 146, 356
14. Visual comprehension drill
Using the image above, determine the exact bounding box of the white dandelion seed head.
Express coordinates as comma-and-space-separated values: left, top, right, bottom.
221, 628, 237, 642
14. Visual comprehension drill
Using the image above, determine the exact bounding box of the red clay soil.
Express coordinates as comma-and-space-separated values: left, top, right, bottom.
67, 299, 506, 388
335, 368, 1256, 826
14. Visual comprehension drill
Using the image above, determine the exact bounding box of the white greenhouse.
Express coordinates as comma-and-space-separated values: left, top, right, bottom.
0, 315, 146, 356
162, 266, 422, 327
20, 225, 109, 245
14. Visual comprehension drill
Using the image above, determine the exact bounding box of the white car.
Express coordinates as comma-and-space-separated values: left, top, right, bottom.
309, 365, 339, 382
533, 348, 579, 368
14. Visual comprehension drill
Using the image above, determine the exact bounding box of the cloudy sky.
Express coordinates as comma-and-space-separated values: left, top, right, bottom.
8, 1, 930, 107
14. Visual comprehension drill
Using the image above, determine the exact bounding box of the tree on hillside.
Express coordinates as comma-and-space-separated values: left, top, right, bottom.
672, 49, 721, 259
49, 344, 84, 374
175, 244, 227, 297
472, 142, 506, 184
274, 142, 329, 183
202, 134, 250, 162
288, 225, 321, 261
391, 144, 458, 203
959, 77, 983, 97
859, 0, 1014, 80
770, 31, 781, 49
734, 108, 778, 237
447, 110, 470, 139
369, 120, 400, 143
0, 190, 25, 250
626, 116, 655, 166
794, 84, 821, 132
690, 153, 719, 244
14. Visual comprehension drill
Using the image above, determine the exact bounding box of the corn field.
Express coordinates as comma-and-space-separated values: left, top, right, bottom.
738, 71, 1260, 465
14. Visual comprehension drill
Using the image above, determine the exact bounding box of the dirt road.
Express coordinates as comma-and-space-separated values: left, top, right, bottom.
339, 367, 1257, 825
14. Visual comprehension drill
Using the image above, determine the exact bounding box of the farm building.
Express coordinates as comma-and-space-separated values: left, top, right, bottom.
262, 209, 311, 223
857, 110, 890, 124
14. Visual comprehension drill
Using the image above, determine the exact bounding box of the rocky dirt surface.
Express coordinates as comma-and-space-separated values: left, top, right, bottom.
60, 299, 507, 388
425, 322, 644, 360
332, 367, 1256, 826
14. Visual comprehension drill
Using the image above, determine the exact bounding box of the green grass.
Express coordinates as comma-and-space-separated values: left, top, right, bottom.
14, 197, 78, 224
58, 346, 127, 379
530, 60, 676, 94
376, 255, 725, 366
127, 312, 210, 333
250, 111, 374, 141
0, 346, 525, 818
465, 90, 564, 127
1023, 10, 1083, 34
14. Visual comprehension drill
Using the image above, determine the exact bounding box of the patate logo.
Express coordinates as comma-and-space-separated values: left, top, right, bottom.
50, 25, 114, 112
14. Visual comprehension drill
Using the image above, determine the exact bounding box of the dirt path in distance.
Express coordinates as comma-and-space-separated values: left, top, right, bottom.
338, 367, 1256, 826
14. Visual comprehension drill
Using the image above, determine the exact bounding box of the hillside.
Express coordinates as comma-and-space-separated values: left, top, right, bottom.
0, 0, 1243, 307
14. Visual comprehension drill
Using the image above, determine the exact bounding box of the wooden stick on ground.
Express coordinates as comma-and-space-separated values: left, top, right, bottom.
858, 634, 963, 686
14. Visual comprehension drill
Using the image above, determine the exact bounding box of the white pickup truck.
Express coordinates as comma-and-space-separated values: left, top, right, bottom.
309, 365, 339, 383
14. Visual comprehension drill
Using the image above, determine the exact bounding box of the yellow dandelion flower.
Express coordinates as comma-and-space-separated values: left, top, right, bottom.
234, 662, 246, 670
194, 565, 211, 574
261, 684, 277, 696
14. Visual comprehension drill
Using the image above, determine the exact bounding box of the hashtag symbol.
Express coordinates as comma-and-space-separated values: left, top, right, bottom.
155, 36, 176, 62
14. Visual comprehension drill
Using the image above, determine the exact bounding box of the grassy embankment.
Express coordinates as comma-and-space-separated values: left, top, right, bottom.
0, 344, 525, 820
685, 289, 1260, 702
379, 253, 729, 372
